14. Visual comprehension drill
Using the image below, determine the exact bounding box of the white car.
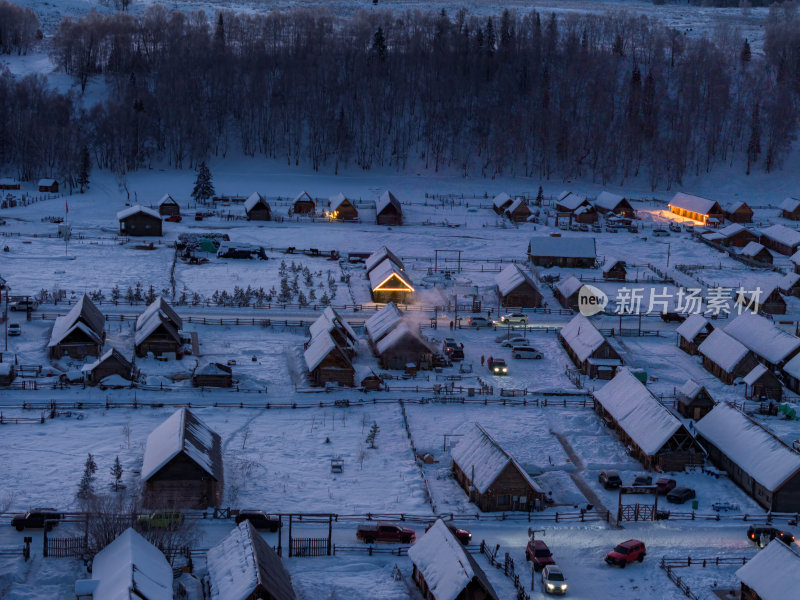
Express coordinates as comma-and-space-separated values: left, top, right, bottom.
7, 323, 21, 336
511, 345, 542, 359
499, 313, 528, 324
541, 564, 567, 595
499, 336, 528, 347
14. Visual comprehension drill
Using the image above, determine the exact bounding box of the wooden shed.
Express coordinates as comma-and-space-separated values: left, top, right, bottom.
780, 197, 800, 221
135, 297, 184, 359
329, 193, 359, 221
38, 178, 59, 193
157, 194, 180, 217
48, 295, 106, 360
778, 272, 800, 297
594, 192, 635, 219
709, 223, 757, 248
602, 258, 627, 281
117, 205, 163, 237
528, 234, 596, 268
676, 379, 715, 421
450, 424, 544, 512
292, 191, 315, 214
676, 314, 713, 355
82, 348, 132, 386
724, 201, 753, 223
740, 241, 773, 264
556, 191, 598, 223
374, 322, 434, 370
495, 264, 543, 308
559, 314, 622, 379
304, 332, 355, 387
759, 224, 800, 256
376, 190, 402, 225
504, 198, 532, 222
724, 312, 800, 371
492, 192, 513, 215
736, 539, 800, 600
308, 307, 358, 357
553, 275, 583, 311
698, 329, 760, 384
743, 364, 782, 401
0, 178, 20, 190
141, 408, 223, 509
244, 192, 271, 221
735, 285, 785, 315
668, 193, 724, 224
696, 403, 800, 512
192, 361, 233, 388
368, 258, 414, 304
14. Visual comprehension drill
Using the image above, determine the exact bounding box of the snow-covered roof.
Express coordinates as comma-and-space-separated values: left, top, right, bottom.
696, 404, 800, 491
329, 193, 351, 211
669, 192, 720, 215
678, 379, 703, 399
376, 190, 401, 215
504, 198, 529, 215
698, 329, 749, 372
528, 235, 596, 259
117, 205, 160, 221
81, 347, 131, 374
141, 408, 223, 482
702, 232, 724, 242
760, 224, 800, 248
779, 272, 800, 292
375, 321, 431, 356
207, 521, 296, 600
779, 197, 800, 213
557, 192, 589, 211
736, 540, 800, 600
195, 361, 232, 376
134, 309, 181, 348
676, 314, 710, 341
48, 319, 102, 349
593, 369, 685, 456
0, 177, 18, 185
743, 363, 769, 386
368, 258, 414, 293
559, 314, 606, 362
0, 363, 12, 376
726, 200, 749, 213
495, 264, 538, 297
493, 192, 512, 209
740, 241, 767, 258
408, 519, 498, 600
38, 178, 56, 186
602, 258, 625, 274
158, 194, 177, 207
88, 528, 172, 600
716, 223, 746, 238
244, 192, 268, 212
293, 191, 313, 204
304, 332, 337, 371
594, 192, 628, 211
365, 246, 404, 273
555, 274, 583, 298
791, 249, 800, 265
48, 295, 105, 347
724, 312, 800, 365
365, 303, 403, 343
450, 423, 542, 495
136, 297, 182, 331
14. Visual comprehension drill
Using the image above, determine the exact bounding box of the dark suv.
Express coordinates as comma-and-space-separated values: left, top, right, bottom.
666, 487, 696, 504
11, 508, 62, 531
235, 510, 282, 532
598, 471, 622, 489
443, 338, 464, 361
747, 526, 795, 547
525, 539, 555, 571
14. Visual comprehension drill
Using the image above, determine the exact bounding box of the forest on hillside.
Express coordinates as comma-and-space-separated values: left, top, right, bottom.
2, 1, 800, 189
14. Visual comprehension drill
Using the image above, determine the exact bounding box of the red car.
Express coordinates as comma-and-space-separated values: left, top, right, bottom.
605, 539, 646, 567
525, 539, 555, 571
165, 215, 182, 222
356, 522, 415, 544
656, 478, 677, 495
194, 212, 204, 221
427, 521, 472, 545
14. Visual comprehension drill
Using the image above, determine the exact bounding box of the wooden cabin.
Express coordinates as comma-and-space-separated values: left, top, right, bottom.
450, 424, 544, 512
697, 329, 759, 384
676, 379, 715, 421
207, 521, 296, 600
244, 192, 271, 221
38, 178, 59, 193
192, 362, 233, 388
365, 302, 404, 348
760, 224, 800, 256
528, 235, 596, 268
376, 190, 402, 225
743, 364, 782, 401
740, 241, 773, 264
553, 275, 583, 310
329, 193, 359, 221
735, 286, 785, 315
736, 540, 800, 600
368, 258, 414, 304
779, 272, 800, 297
724, 312, 800, 371
135, 297, 184, 359
559, 314, 622, 379
668, 193, 724, 224
0, 178, 20, 190
48, 295, 106, 360
157, 194, 180, 217
602, 258, 626, 281
492, 192, 513, 214
594, 192, 635, 219
594, 369, 704, 471
409, 519, 499, 600
141, 408, 223, 509
556, 191, 597, 223
82, 348, 132, 386
308, 307, 358, 357
696, 403, 800, 512
292, 191, 315, 214
117, 206, 162, 237
504, 198, 532, 222
495, 264, 543, 308
374, 322, 433, 370
780, 197, 800, 220
304, 332, 355, 387
724, 201, 753, 223
708, 223, 757, 248
676, 314, 713, 355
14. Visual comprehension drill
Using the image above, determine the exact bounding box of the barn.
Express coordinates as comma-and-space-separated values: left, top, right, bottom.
409, 519, 499, 600
556, 191, 597, 223
743, 364, 782, 401
559, 314, 622, 379
157, 194, 180, 217
697, 328, 759, 384
304, 331, 355, 387
504, 198, 532, 222
668, 193, 724, 224
308, 307, 359, 357
724, 312, 800, 370
207, 521, 296, 600
329, 193, 359, 221
244, 192, 271, 221
135, 297, 184, 359
553, 275, 583, 310
292, 191, 315, 214
141, 408, 223, 509
759, 224, 800, 256
779, 197, 800, 220
676, 379, 715, 421
528, 235, 596, 268
374, 322, 434, 370
696, 403, 800, 512
117, 206, 163, 237
368, 258, 414, 304
602, 258, 627, 281
492, 192, 513, 214
736, 540, 800, 600
48, 295, 106, 360
739, 242, 773, 264
192, 362, 233, 388
82, 348, 132, 386
376, 190, 402, 225
724, 200, 754, 223
450, 423, 544, 512
593, 369, 704, 471
735, 285, 785, 315
594, 192, 635, 219
495, 264, 543, 308
38, 178, 59, 193
0, 178, 20, 190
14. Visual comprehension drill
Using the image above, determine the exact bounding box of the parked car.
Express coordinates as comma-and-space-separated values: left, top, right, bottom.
500, 313, 528, 324
137, 510, 184, 531
669, 222, 682, 233
591, 225, 603, 233
356, 522, 415, 544
7, 323, 20, 336
498, 336, 528, 347
511, 345, 543, 359
541, 564, 568, 595
165, 214, 182, 222
578, 224, 589, 232
467, 316, 490, 328
652, 228, 670, 237
632, 475, 653, 487
605, 540, 646, 567
525, 539, 555, 570
747, 526, 795, 547
426, 522, 472, 545
11, 508, 62, 531
235, 510, 282, 532
9, 299, 38, 312
656, 478, 677, 495
660, 312, 686, 323
488, 357, 508, 375
194, 212, 204, 221
666, 486, 696, 504
598, 470, 622, 489
442, 338, 464, 361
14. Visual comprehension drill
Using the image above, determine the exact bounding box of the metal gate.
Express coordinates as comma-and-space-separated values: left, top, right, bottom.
45, 536, 87, 558
290, 537, 329, 557
619, 503, 655, 522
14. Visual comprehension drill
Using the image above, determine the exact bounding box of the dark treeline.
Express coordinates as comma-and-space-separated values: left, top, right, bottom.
0, 0, 40, 55
1, 4, 800, 189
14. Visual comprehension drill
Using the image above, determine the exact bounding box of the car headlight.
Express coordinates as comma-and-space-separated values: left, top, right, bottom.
494, 368, 499, 372
561, 584, 567, 590
546, 583, 555, 590
502, 368, 508, 372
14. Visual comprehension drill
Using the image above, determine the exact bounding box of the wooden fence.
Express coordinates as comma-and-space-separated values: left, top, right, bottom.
290, 537, 329, 557
44, 536, 87, 558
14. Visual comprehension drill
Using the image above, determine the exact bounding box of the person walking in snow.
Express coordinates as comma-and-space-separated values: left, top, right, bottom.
481, 355, 485, 366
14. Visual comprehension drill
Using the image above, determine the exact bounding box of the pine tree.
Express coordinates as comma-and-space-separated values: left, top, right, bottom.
77, 145, 91, 193
372, 27, 387, 63
536, 186, 544, 205
110, 456, 124, 492
746, 102, 761, 175
214, 13, 225, 51
612, 34, 625, 57
485, 18, 496, 57
191, 161, 215, 204
366, 421, 380, 448
77, 453, 98, 500
320, 290, 331, 306
740, 38, 751, 64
